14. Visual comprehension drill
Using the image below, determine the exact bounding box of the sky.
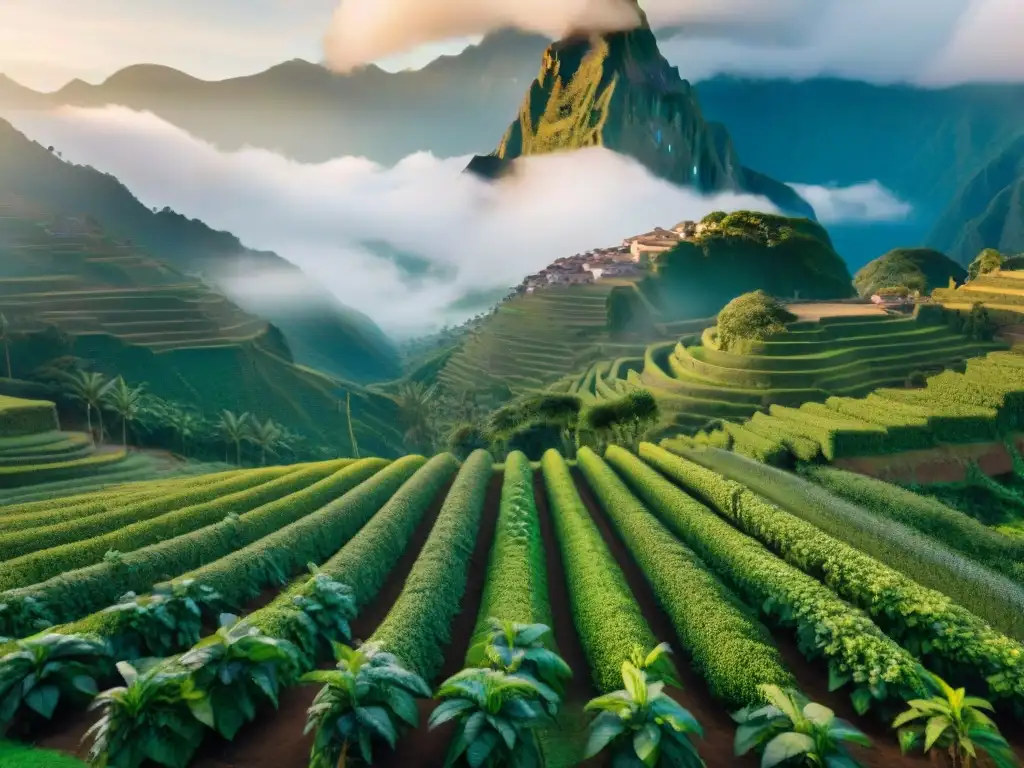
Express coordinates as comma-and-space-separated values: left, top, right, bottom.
5, 106, 912, 335
1, 0, 1022, 90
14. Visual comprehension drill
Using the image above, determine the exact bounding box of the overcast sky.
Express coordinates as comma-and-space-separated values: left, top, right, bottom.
1, 0, 1021, 90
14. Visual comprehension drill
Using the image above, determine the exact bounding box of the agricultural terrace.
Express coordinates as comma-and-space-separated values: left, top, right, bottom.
934, 267, 1024, 316
0, 395, 204, 496
561, 303, 1001, 439
438, 280, 657, 400
674, 349, 1024, 465
1, 446, 1022, 767
0, 202, 266, 352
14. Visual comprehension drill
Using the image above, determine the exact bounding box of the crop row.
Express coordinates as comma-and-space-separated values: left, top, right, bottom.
0, 449, 129, 488
370, 449, 494, 681
540, 449, 662, 693
642, 445, 1024, 710
605, 446, 923, 709
249, 453, 459, 660
0, 459, 384, 638
804, 465, 1024, 586
579, 447, 794, 708
466, 450, 551, 665
0, 468, 259, 555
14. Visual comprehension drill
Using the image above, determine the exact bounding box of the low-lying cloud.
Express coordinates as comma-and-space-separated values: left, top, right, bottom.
789, 182, 913, 225
5, 106, 910, 335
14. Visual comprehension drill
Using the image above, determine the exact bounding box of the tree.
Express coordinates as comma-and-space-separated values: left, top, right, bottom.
103, 378, 147, 450
218, 411, 251, 465
893, 669, 1017, 768
166, 409, 200, 457
394, 382, 437, 454
968, 249, 1004, 281
60, 370, 115, 445
716, 290, 797, 351
246, 417, 284, 466
0, 312, 11, 379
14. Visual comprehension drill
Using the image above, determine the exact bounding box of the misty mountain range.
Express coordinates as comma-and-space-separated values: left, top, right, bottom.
1, 30, 1022, 266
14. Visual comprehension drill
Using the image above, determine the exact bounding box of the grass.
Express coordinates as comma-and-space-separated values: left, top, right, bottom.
0, 741, 84, 768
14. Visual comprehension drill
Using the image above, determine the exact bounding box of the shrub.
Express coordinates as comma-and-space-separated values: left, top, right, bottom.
580, 447, 794, 709
540, 449, 675, 693
446, 422, 489, 460
0, 396, 58, 438
369, 449, 493, 681
965, 302, 996, 341
716, 290, 797, 351
608, 447, 923, 711
968, 248, 1004, 281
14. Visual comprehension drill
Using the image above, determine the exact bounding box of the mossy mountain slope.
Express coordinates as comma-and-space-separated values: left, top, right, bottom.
854, 248, 968, 298
0, 118, 399, 383
466, 11, 813, 217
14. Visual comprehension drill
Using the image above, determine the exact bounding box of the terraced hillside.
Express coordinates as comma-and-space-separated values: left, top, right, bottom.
2, 448, 1022, 768
933, 267, 1024, 315
0, 394, 217, 500
437, 281, 662, 400
562, 305, 1002, 438
0, 199, 405, 457
673, 349, 1024, 464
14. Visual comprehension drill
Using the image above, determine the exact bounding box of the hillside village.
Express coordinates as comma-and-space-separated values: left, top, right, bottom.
516, 219, 710, 294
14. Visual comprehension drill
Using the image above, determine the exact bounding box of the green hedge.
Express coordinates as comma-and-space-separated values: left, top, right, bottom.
248, 454, 459, 645
817, 399, 936, 452
766, 405, 887, 459
581, 447, 794, 708
0, 469, 262, 553
870, 390, 999, 442
611, 446, 922, 709
467, 451, 551, 665
540, 449, 659, 694
0, 396, 59, 437
722, 423, 790, 465
160, 455, 427, 604
0, 431, 74, 454
0, 450, 129, 489
805, 466, 1024, 584
746, 413, 821, 461
0, 460, 386, 638
9, 457, 456, 661
370, 450, 493, 681
0, 465, 313, 589
640, 445, 1024, 710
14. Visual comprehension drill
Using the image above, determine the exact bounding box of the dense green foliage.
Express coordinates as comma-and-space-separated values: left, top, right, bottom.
804, 465, 1024, 583
969, 248, 1005, 281
0, 460, 383, 638
467, 452, 551, 665
369, 450, 493, 681
540, 449, 673, 693
715, 290, 797, 351
0, 397, 58, 439
854, 248, 966, 297
607, 447, 923, 711
641, 445, 1024, 712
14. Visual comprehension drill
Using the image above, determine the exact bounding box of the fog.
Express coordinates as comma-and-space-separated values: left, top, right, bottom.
7, 106, 912, 335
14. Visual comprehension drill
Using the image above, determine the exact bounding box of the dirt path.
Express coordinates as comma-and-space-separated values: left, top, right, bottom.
571, 469, 755, 768
190, 478, 458, 768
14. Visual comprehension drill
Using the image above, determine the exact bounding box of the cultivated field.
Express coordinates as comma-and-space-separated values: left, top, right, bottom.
1, 445, 1023, 767
560, 306, 1002, 438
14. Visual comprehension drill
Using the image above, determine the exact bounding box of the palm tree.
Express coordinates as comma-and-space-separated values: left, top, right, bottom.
218, 411, 251, 465
394, 382, 437, 453
103, 378, 147, 450
246, 417, 283, 466
167, 409, 199, 457
60, 370, 115, 445
0, 312, 12, 379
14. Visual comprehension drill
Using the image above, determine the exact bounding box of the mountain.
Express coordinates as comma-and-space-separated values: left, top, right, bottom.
465, 21, 813, 217
927, 133, 1024, 265
853, 248, 967, 298
0, 118, 400, 383
0, 32, 548, 165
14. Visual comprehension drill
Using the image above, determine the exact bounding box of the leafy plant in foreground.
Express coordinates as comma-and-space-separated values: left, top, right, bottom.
430, 667, 554, 768
104, 579, 223, 657
732, 684, 870, 767
86, 661, 213, 768
482, 620, 571, 700
0, 634, 111, 735
285, 566, 358, 662
178, 614, 301, 740
302, 641, 431, 768
893, 669, 1018, 768
584, 655, 704, 768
